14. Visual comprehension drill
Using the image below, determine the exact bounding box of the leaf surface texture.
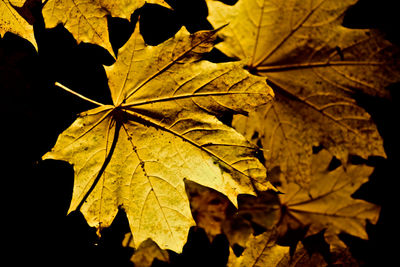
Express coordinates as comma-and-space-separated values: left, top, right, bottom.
0, 0, 36, 48
42, 0, 169, 55
43, 26, 274, 252
277, 150, 380, 247
207, 0, 399, 184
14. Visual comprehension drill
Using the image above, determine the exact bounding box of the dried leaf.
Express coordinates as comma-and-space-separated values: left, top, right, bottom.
207, 0, 400, 184
277, 149, 380, 248
231, 230, 360, 266
229, 230, 289, 267
43, 25, 274, 252
0, 0, 37, 49
42, 0, 170, 56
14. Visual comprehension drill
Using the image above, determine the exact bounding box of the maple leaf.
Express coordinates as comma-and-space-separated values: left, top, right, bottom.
232, 232, 359, 267
42, 25, 274, 252
124, 238, 169, 267
207, 0, 400, 185
0, 0, 37, 49
277, 149, 380, 248
228, 230, 289, 267
42, 0, 170, 56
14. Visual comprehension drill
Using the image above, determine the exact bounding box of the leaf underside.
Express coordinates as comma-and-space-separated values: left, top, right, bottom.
207, 0, 389, 248
41, 0, 170, 56
208, 0, 399, 185
1, 0, 37, 49
43, 25, 274, 252
278, 149, 380, 248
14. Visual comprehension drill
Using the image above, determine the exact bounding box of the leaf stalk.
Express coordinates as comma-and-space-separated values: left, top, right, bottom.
55, 82, 105, 106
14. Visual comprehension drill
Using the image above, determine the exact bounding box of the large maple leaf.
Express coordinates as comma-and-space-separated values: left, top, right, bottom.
42, 0, 170, 56
0, 0, 37, 49
43, 25, 274, 252
207, 0, 400, 185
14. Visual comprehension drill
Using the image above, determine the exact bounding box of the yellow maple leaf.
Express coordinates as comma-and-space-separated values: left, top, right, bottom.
207, 0, 400, 185
228, 230, 289, 267
228, 227, 359, 266
277, 149, 380, 248
41, 0, 170, 56
42, 24, 274, 252
0, 0, 37, 49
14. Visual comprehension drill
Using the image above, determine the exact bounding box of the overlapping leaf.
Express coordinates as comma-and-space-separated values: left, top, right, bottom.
228, 150, 379, 265
187, 181, 280, 247
125, 238, 169, 267
274, 243, 359, 267
42, 0, 170, 56
229, 230, 289, 267
229, 228, 362, 266
278, 149, 380, 247
43, 25, 274, 252
207, 0, 400, 185
1, 0, 37, 49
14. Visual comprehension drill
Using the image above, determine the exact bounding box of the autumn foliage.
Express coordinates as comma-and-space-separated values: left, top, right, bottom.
1, 0, 399, 266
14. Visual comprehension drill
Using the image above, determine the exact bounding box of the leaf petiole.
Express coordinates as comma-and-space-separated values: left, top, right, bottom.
55, 82, 105, 106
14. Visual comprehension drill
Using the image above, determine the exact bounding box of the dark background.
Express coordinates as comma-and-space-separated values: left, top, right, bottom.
1, 0, 398, 266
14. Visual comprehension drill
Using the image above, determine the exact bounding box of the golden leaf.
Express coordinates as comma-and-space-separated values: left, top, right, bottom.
43, 24, 274, 252
0, 0, 37, 49
41, 0, 170, 56
129, 238, 169, 267
228, 230, 289, 267
278, 149, 380, 247
228, 230, 358, 266
207, 0, 399, 185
